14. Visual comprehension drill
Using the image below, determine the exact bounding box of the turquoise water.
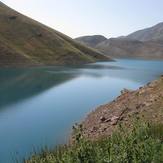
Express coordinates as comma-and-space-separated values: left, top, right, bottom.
0, 59, 162, 163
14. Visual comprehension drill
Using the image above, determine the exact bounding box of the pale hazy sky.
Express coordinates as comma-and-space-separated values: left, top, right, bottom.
1, 0, 163, 38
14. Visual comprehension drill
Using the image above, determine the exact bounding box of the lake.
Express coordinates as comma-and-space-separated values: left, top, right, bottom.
0, 59, 163, 163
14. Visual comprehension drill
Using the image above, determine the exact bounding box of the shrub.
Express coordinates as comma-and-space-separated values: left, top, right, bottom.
26, 122, 163, 163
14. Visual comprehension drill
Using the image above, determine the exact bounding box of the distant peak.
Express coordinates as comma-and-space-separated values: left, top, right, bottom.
75, 35, 108, 47
76, 35, 108, 40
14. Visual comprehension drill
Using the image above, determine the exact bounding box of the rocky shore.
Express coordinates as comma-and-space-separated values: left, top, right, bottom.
81, 76, 163, 140
27, 76, 163, 163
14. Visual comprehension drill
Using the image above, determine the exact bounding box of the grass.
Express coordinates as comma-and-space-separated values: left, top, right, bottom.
25, 121, 163, 163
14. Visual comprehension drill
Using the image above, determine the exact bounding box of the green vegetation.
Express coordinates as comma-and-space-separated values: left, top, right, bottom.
0, 2, 111, 67
26, 121, 163, 163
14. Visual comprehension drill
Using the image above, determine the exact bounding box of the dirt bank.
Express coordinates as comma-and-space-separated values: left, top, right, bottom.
81, 76, 163, 140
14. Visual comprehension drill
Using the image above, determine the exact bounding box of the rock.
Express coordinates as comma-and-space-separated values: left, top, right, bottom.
136, 104, 141, 109
111, 116, 119, 121
153, 115, 157, 118
147, 82, 151, 86
132, 111, 139, 115
148, 81, 158, 88
121, 88, 131, 94
111, 120, 117, 125
143, 102, 151, 107
102, 127, 107, 132
138, 89, 145, 95
110, 116, 119, 125
141, 103, 146, 107
139, 86, 143, 90
90, 126, 98, 132
105, 118, 111, 122
119, 116, 124, 121
100, 116, 106, 122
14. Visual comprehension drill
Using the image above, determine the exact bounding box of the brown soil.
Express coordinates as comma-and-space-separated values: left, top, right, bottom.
81, 76, 163, 140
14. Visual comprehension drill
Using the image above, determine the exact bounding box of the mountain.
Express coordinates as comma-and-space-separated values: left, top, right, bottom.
0, 2, 111, 67
126, 22, 163, 41
75, 23, 163, 59
75, 35, 107, 47
96, 38, 163, 59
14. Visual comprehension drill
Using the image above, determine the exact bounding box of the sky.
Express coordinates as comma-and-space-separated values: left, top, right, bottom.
1, 0, 163, 38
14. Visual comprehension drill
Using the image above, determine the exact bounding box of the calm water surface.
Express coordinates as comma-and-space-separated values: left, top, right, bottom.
0, 59, 163, 163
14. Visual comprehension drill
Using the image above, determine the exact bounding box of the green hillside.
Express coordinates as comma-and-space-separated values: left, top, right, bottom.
0, 2, 111, 67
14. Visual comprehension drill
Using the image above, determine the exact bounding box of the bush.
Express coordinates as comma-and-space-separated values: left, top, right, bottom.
26, 122, 163, 163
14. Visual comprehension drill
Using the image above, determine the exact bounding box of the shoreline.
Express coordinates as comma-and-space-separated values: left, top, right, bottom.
26, 76, 163, 162
79, 76, 163, 140
0, 59, 114, 69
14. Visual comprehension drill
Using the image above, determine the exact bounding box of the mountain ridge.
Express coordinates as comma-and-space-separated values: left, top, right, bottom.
75, 35, 107, 47
75, 22, 163, 59
126, 22, 163, 41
